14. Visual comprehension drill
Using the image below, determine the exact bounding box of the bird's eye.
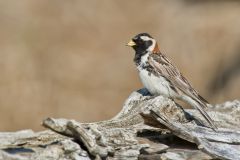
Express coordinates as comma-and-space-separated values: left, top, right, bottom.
133, 37, 144, 45
138, 39, 144, 44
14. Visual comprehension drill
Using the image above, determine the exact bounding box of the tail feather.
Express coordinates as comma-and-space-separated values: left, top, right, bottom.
182, 96, 217, 131
197, 94, 209, 104
194, 100, 217, 131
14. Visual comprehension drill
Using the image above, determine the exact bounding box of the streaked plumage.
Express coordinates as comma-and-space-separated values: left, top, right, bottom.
127, 33, 217, 130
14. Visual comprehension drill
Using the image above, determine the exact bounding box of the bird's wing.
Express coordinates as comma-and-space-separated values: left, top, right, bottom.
148, 52, 205, 103
148, 52, 217, 130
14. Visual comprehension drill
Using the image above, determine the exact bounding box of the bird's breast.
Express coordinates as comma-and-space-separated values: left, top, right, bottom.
137, 67, 174, 97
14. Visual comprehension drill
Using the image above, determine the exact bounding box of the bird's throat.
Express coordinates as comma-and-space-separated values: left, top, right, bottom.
134, 51, 148, 66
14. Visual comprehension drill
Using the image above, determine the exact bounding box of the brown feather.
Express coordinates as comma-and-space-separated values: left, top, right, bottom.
152, 43, 160, 54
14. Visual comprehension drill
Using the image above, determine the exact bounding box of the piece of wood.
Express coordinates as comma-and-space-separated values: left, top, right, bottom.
0, 130, 90, 160
0, 88, 239, 160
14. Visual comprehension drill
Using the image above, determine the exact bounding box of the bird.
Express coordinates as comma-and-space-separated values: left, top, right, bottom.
127, 33, 217, 130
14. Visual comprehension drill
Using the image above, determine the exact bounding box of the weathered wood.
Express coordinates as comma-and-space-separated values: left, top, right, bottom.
0, 88, 239, 160
0, 130, 90, 160
141, 104, 240, 159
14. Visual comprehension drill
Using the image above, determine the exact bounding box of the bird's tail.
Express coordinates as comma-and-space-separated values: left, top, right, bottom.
181, 96, 217, 131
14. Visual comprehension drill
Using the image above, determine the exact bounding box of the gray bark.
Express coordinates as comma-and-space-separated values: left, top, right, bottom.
0, 88, 239, 160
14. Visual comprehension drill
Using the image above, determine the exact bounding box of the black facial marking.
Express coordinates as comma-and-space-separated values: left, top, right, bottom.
132, 40, 152, 53
131, 33, 154, 65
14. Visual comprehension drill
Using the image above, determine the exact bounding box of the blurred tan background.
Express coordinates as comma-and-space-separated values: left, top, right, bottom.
0, 0, 240, 131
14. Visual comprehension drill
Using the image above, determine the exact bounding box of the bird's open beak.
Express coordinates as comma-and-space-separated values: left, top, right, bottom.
126, 40, 136, 47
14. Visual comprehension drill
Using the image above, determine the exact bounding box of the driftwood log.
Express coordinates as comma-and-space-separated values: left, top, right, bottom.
0, 88, 240, 160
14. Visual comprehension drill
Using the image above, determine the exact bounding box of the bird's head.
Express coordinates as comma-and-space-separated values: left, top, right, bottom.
127, 33, 159, 54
